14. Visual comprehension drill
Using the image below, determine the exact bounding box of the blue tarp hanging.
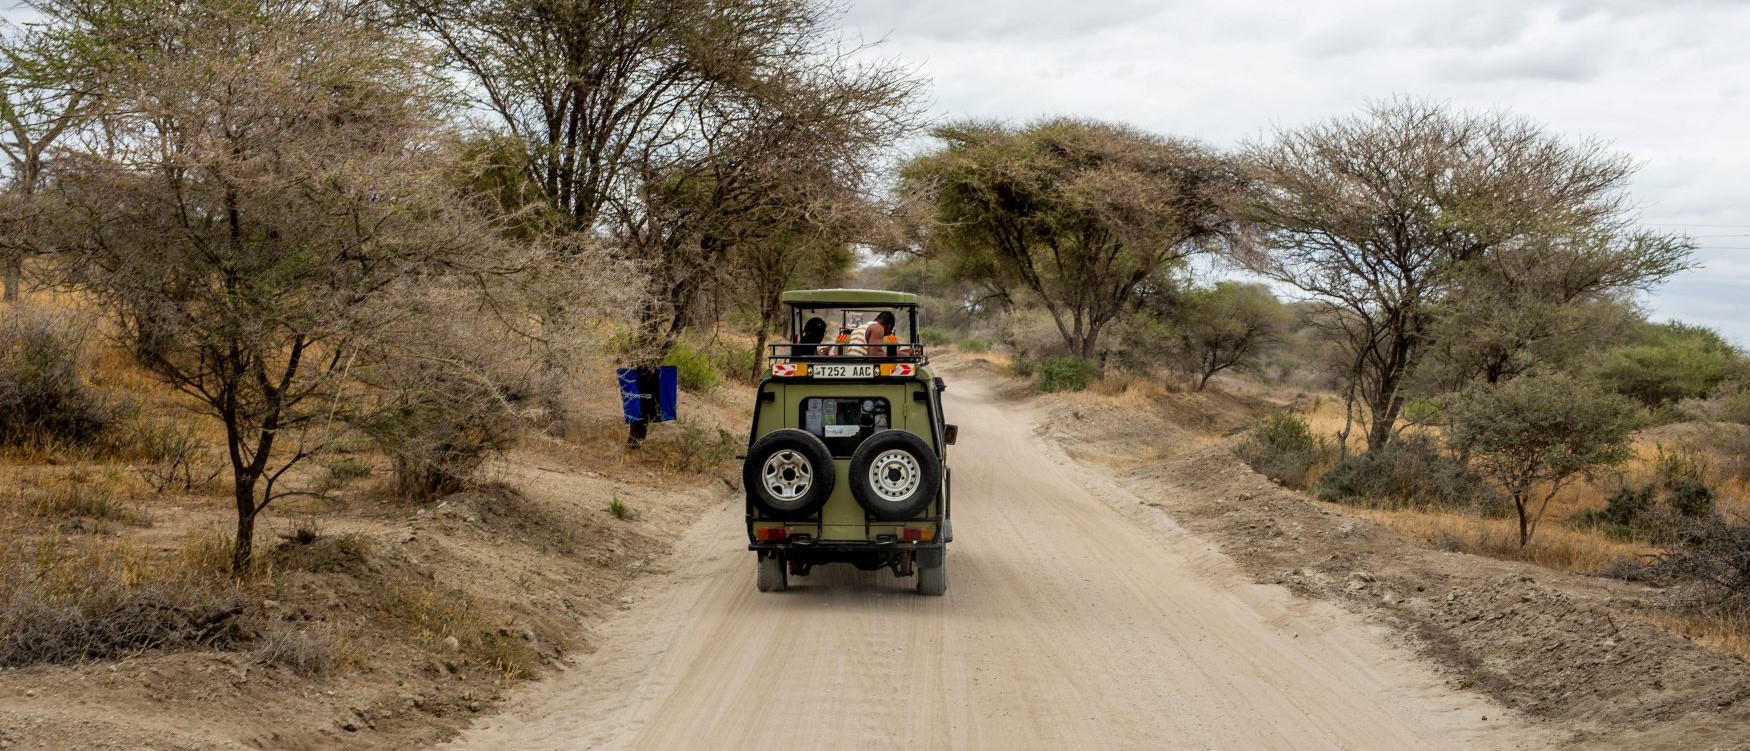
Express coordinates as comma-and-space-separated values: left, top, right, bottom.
616, 366, 678, 424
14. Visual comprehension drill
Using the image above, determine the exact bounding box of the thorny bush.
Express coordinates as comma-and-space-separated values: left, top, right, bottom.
0, 533, 247, 666
1234, 411, 1331, 488
0, 308, 117, 449
1315, 434, 1508, 516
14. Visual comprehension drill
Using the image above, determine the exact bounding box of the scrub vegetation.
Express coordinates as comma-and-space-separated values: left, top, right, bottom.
0, 0, 1743, 745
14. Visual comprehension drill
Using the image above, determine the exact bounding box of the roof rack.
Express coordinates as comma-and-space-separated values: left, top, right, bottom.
779, 289, 919, 307
766, 341, 929, 379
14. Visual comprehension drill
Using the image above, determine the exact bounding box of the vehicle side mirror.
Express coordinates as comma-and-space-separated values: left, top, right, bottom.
944, 424, 958, 445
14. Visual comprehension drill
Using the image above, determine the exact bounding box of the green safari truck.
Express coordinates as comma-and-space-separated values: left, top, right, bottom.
742, 289, 956, 595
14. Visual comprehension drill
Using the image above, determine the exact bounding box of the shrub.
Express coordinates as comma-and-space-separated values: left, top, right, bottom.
1315, 435, 1507, 515
1591, 322, 1739, 407
1009, 355, 1036, 377
368, 378, 524, 502
1036, 356, 1099, 393
917, 326, 952, 345
664, 341, 721, 391
662, 420, 736, 472
354, 306, 549, 503
1585, 484, 1656, 529
708, 343, 760, 384
0, 309, 116, 449
130, 418, 220, 494
1234, 411, 1330, 488
1651, 519, 1750, 613
1447, 372, 1640, 546
1721, 390, 1750, 425
608, 495, 637, 520
960, 337, 991, 353
254, 623, 338, 676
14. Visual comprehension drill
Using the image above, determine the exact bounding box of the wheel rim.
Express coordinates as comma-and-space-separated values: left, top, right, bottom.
867, 449, 922, 504
762, 449, 813, 502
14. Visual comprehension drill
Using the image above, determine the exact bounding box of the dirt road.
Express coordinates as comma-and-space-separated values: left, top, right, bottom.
443, 374, 1553, 750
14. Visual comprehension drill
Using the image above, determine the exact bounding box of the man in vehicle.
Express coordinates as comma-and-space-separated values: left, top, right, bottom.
845, 311, 901, 358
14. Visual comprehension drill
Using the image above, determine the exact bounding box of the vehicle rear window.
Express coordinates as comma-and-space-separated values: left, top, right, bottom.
801, 397, 890, 455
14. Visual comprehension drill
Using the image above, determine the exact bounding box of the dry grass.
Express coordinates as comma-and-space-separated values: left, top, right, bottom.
1347, 506, 1659, 575
0, 518, 251, 666
374, 582, 538, 679
4, 468, 149, 527
253, 622, 341, 676
1640, 609, 1750, 663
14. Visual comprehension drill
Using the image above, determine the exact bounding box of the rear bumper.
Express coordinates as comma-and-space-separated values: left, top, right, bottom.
747, 538, 945, 554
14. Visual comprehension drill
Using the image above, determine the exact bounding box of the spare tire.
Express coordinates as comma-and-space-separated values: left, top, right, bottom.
848, 431, 942, 521
744, 429, 835, 520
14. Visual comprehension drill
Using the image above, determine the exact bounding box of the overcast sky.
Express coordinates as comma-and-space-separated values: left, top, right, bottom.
841, 0, 1750, 345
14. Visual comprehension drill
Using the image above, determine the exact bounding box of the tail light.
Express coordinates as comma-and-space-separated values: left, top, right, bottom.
901, 525, 934, 541
755, 526, 788, 541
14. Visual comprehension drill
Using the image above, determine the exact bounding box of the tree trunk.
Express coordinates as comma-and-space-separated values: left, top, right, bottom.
231, 472, 259, 574
1196, 370, 1214, 391
1365, 393, 1404, 452
1515, 496, 1531, 547
753, 328, 769, 381
753, 296, 782, 381
1, 253, 18, 303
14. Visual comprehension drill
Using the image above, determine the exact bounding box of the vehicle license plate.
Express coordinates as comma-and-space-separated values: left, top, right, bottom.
813, 364, 874, 378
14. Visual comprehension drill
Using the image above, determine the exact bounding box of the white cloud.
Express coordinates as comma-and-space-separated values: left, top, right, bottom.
846, 0, 1750, 345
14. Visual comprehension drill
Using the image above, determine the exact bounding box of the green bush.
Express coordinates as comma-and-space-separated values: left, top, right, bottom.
1447, 372, 1640, 546
1654, 448, 1717, 519
1575, 484, 1657, 538
1315, 436, 1507, 515
1234, 411, 1330, 488
1574, 450, 1718, 542
1722, 390, 1750, 425
0, 309, 117, 449
708, 344, 760, 384
1591, 322, 1739, 407
960, 337, 991, 353
663, 342, 721, 391
1036, 356, 1098, 393
1009, 355, 1036, 377
917, 326, 952, 345
663, 420, 737, 472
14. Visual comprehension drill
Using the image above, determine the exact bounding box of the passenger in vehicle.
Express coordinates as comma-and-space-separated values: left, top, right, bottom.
845, 312, 909, 358
794, 317, 827, 357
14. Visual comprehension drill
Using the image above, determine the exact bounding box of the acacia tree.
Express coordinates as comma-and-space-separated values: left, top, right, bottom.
737, 221, 854, 378
0, 18, 92, 302
1234, 100, 1690, 452
611, 62, 917, 363
400, 0, 920, 352
1171, 282, 1291, 391
902, 118, 1237, 360
44, 0, 514, 572
1446, 372, 1638, 547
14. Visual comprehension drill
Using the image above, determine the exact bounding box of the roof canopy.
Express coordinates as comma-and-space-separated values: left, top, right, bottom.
780, 288, 918, 307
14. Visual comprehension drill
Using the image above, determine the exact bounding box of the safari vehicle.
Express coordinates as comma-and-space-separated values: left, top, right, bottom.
742, 289, 956, 596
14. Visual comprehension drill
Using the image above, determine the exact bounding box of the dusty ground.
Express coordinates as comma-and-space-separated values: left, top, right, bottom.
0, 379, 746, 750
438, 363, 1564, 750
1025, 366, 1750, 751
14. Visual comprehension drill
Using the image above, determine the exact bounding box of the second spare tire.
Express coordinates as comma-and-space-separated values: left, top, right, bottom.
848, 431, 942, 521
744, 429, 835, 520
